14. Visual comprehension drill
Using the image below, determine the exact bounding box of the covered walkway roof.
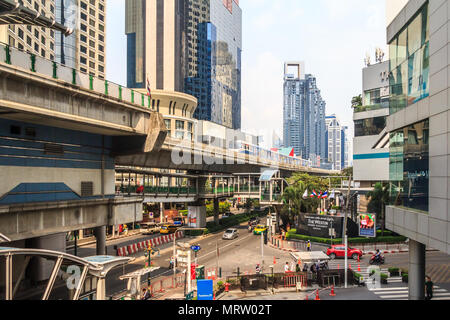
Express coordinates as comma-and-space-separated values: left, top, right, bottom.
0, 0, 73, 35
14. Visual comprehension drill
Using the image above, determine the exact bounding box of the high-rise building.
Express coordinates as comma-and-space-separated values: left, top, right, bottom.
125, 0, 242, 129
283, 62, 326, 166
385, 0, 450, 299
0, 0, 106, 78
325, 115, 349, 171
0, 1, 57, 60
56, 0, 107, 78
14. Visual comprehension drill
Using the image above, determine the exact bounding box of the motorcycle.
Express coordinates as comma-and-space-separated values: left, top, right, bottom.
369, 254, 385, 265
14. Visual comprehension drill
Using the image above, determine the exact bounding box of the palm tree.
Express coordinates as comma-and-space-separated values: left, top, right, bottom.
351, 95, 362, 108
366, 183, 390, 236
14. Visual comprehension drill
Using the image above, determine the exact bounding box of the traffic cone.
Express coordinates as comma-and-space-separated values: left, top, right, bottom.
273, 257, 276, 264
357, 255, 360, 263
330, 286, 336, 297
314, 289, 320, 300
213, 292, 216, 300
357, 264, 361, 272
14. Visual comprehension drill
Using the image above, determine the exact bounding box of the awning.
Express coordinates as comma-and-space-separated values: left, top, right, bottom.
290, 251, 330, 264
259, 169, 278, 182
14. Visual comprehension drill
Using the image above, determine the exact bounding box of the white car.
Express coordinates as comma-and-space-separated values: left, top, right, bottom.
223, 228, 239, 240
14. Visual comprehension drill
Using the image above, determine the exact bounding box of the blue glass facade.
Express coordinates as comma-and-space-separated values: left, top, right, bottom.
186, 0, 242, 129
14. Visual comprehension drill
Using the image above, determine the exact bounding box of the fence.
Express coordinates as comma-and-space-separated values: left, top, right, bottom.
225, 272, 308, 291
116, 231, 184, 256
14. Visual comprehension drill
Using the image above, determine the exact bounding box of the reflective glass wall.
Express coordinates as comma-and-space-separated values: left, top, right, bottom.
389, 3, 429, 114
389, 119, 429, 212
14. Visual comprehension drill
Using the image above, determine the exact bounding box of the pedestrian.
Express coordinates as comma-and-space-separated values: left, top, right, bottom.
142, 288, 150, 300
284, 262, 290, 273
307, 240, 311, 252
425, 276, 434, 300
281, 229, 285, 241
296, 263, 301, 273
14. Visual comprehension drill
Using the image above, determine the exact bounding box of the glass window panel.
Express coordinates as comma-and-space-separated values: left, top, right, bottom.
389, 38, 398, 70
397, 29, 407, 66
421, 42, 429, 98
407, 13, 422, 56
421, 5, 429, 46
408, 48, 422, 105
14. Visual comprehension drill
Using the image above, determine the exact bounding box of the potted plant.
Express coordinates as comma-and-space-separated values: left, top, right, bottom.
388, 267, 400, 277
380, 273, 388, 284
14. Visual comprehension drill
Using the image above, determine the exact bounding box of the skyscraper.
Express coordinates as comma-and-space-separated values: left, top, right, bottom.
325, 115, 349, 171
126, 0, 242, 129
0, 0, 106, 78
56, 0, 107, 79
283, 62, 326, 165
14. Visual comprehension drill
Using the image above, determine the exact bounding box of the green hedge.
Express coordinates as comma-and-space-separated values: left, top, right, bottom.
286, 229, 407, 245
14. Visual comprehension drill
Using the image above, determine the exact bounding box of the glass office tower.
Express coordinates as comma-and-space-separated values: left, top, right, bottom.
126, 0, 242, 130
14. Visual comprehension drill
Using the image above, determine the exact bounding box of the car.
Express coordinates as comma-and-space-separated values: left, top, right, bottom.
223, 228, 239, 240
160, 224, 178, 234
253, 225, 268, 235
140, 222, 160, 235
326, 245, 363, 260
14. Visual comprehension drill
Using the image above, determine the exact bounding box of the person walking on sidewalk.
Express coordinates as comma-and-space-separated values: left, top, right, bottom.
307, 240, 311, 252
425, 276, 434, 300
142, 288, 151, 300
284, 262, 290, 273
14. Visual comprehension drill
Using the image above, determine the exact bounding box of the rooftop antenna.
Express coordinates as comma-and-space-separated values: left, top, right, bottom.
375, 48, 385, 63
364, 52, 371, 67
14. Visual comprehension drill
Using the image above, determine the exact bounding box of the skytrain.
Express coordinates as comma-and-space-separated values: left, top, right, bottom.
233, 141, 312, 168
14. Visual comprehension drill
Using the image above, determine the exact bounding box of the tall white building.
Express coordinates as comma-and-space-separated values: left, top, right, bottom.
325, 114, 348, 171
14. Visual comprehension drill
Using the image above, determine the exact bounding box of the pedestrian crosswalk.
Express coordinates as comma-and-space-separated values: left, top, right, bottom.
327, 259, 389, 284
367, 285, 450, 300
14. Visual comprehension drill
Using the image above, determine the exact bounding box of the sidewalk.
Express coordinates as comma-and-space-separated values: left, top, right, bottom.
66, 230, 142, 249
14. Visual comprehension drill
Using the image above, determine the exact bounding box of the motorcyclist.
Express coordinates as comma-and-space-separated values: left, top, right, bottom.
374, 249, 383, 263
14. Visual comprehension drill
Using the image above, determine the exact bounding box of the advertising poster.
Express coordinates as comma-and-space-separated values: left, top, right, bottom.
187, 206, 206, 228
358, 213, 376, 238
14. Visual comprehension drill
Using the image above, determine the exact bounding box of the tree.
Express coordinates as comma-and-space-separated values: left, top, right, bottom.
366, 183, 390, 236
280, 173, 329, 228
351, 95, 362, 108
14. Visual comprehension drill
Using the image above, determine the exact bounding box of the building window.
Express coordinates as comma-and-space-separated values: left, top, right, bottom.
355, 116, 386, 137
389, 4, 429, 114
175, 120, 184, 130
389, 119, 429, 212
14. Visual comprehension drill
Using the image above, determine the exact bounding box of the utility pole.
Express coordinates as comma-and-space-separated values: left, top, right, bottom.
343, 175, 352, 288
261, 232, 264, 270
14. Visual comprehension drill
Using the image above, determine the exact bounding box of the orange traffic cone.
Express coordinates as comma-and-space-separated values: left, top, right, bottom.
273, 257, 276, 264
330, 286, 336, 297
357, 264, 361, 272
315, 289, 320, 300
357, 255, 360, 263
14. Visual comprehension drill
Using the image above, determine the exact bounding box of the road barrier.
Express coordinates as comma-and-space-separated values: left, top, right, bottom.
304, 285, 337, 300
283, 273, 307, 288
117, 231, 184, 256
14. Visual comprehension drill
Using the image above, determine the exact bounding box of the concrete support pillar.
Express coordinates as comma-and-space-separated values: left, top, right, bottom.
409, 240, 426, 300
160, 203, 164, 224
94, 226, 106, 256
214, 198, 220, 226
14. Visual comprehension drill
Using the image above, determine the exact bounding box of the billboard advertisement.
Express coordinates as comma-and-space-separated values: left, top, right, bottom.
358, 213, 376, 238
296, 214, 359, 238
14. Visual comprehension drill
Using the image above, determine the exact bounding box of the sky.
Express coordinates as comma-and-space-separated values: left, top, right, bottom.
106, 0, 387, 149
